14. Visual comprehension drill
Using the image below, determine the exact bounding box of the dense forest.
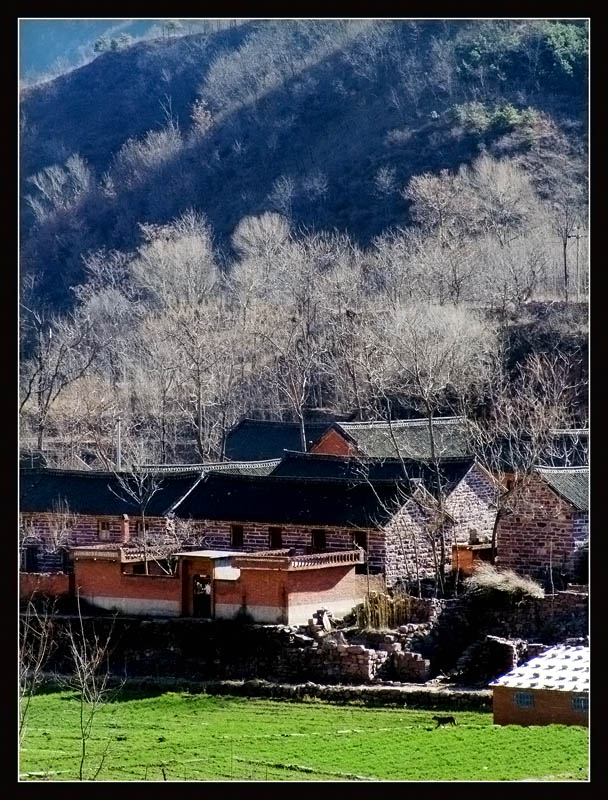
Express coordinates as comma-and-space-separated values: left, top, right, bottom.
19, 19, 589, 468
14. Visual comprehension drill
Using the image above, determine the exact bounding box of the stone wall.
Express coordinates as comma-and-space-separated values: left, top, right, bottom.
418, 589, 588, 674
444, 464, 498, 543
38, 616, 432, 686
495, 478, 588, 582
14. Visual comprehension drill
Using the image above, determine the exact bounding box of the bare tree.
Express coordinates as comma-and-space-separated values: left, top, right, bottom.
61, 595, 121, 781
19, 598, 56, 743
464, 351, 585, 562
109, 470, 164, 575
20, 308, 104, 452
549, 181, 585, 303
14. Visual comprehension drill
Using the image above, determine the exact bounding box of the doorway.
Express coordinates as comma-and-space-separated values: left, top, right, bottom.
193, 574, 212, 618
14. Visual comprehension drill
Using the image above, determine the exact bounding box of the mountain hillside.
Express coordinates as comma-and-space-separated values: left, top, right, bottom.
20, 19, 588, 312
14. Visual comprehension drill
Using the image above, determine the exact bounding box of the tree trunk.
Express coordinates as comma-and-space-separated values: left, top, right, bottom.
298, 413, 307, 453
563, 238, 569, 304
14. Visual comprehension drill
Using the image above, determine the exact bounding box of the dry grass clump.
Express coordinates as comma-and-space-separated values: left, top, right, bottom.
355, 592, 414, 630
465, 563, 544, 600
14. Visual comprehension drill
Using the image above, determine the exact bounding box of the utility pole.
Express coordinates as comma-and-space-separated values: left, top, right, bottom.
567, 226, 587, 303
116, 415, 122, 472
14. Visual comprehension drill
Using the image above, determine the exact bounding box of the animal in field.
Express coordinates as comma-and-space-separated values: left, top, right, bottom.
432, 715, 457, 728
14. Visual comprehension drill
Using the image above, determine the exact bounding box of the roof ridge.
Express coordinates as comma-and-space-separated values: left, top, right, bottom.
203, 471, 411, 487
339, 416, 465, 429
536, 466, 589, 473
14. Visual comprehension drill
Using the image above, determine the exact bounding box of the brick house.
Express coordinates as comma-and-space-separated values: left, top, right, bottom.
491, 644, 589, 726
310, 416, 472, 460
66, 545, 365, 624
495, 466, 589, 585
171, 455, 500, 587
224, 418, 339, 460
19, 468, 202, 572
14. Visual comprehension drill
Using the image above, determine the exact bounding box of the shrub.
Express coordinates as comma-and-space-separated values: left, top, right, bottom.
465, 563, 544, 600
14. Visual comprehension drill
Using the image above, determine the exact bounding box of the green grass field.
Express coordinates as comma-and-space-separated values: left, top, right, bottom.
19, 689, 589, 782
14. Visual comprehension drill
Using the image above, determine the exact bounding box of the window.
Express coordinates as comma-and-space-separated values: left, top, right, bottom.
311, 529, 326, 553
514, 692, 534, 708
21, 545, 39, 573
572, 695, 588, 712
353, 531, 367, 551
135, 521, 145, 537
231, 525, 244, 548
60, 548, 72, 573
269, 527, 282, 549
98, 520, 111, 541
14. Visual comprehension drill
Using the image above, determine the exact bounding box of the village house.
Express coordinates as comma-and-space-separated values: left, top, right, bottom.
171, 453, 500, 587
309, 416, 472, 460
19, 468, 203, 572
491, 644, 589, 726
50, 545, 366, 624
223, 418, 340, 460
19, 460, 284, 572
495, 466, 589, 585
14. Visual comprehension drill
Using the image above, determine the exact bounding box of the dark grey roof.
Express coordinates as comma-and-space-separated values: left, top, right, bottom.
334, 417, 472, 460
224, 419, 335, 460
20, 468, 201, 517
139, 459, 281, 476
270, 450, 474, 496
173, 472, 411, 528
536, 467, 589, 511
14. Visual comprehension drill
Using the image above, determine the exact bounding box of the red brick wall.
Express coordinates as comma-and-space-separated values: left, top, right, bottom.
495, 478, 588, 580
287, 564, 360, 606
493, 686, 588, 726
215, 567, 285, 609
73, 559, 182, 606
214, 564, 364, 625
309, 429, 357, 455
20, 571, 72, 599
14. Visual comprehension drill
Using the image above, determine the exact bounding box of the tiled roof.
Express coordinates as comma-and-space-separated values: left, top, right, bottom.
20, 468, 201, 517
491, 645, 589, 692
270, 450, 474, 496
173, 472, 412, 528
334, 417, 472, 460
139, 459, 281, 476
224, 418, 337, 460
536, 466, 589, 511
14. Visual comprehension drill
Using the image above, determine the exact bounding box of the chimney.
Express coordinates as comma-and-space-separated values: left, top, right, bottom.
121, 514, 130, 543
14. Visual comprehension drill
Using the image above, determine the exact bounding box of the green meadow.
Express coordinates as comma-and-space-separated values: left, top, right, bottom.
20, 689, 588, 782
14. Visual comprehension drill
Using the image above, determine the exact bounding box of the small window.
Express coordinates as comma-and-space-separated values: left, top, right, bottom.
311, 529, 326, 553
269, 527, 282, 549
572, 695, 588, 712
231, 525, 244, 548
21, 545, 39, 573
353, 531, 367, 551
135, 520, 145, 537
98, 520, 111, 541
132, 562, 146, 575
514, 692, 534, 708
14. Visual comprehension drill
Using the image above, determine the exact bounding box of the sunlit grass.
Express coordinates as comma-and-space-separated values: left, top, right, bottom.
19, 689, 589, 781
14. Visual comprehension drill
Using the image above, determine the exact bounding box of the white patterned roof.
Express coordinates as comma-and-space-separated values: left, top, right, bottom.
490, 645, 589, 692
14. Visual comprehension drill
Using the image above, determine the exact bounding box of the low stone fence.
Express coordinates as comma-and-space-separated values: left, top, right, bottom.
42, 674, 492, 710
275, 640, 390, 684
